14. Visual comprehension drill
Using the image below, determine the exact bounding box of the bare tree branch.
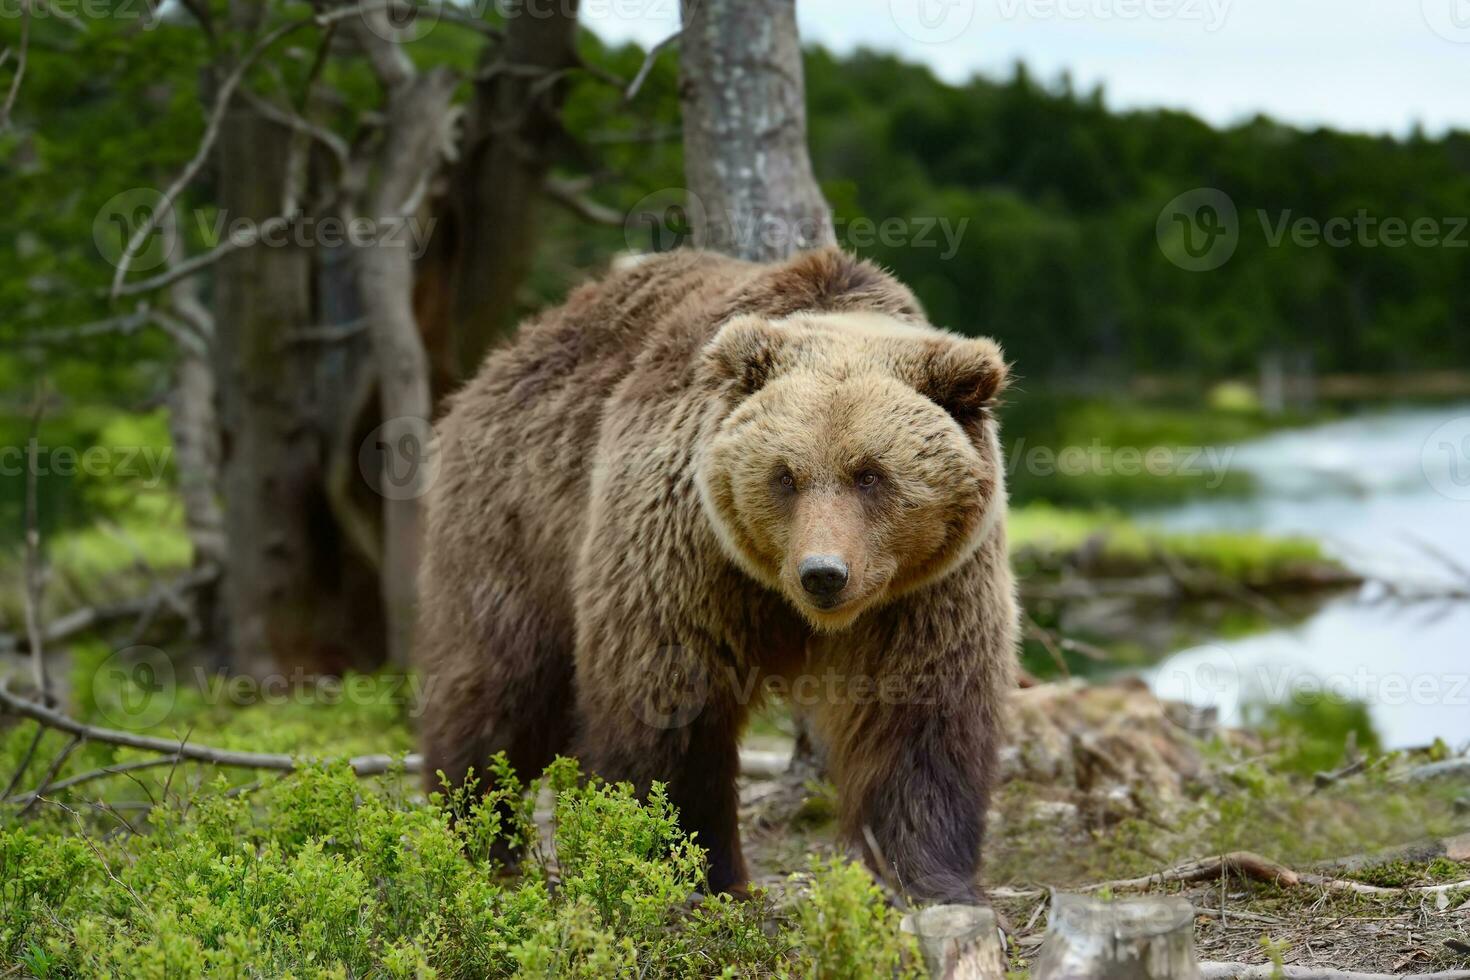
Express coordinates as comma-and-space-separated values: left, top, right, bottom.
624, 30, 679, 103
16, 734, 82, 816
0, 563, 219, 655
543, 176, 623, 226
238, 87, 349, 177
0, 0, 29, 132
108, 13, 319, 296
0, 680, 420, 776
23, 383, 51, 707
4, 754, 182, 805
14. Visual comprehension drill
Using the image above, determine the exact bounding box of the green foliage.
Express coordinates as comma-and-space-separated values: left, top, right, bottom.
1, 756, 922, 978
789, 857, 923, 980
1243, 690, 1383, 775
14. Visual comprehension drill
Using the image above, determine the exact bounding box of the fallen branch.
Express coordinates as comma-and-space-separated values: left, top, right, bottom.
990, 849, 1470, 902
3, 754, 183, 805
0, 681, 415, 778
991, 851, 1300, 900
0, 563, 219, 655
0, 683, 791, 792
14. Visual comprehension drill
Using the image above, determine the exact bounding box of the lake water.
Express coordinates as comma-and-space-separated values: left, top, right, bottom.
1141, 404, 1470, 750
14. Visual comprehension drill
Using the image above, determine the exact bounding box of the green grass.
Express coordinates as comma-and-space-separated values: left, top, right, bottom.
1010, 501, 1327, 582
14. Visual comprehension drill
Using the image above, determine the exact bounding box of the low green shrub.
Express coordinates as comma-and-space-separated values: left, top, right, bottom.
1, 752, 920, 978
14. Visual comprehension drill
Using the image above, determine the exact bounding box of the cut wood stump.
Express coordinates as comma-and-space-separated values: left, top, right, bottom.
1033, 894, 1202, 980
900, 904, 1006, 980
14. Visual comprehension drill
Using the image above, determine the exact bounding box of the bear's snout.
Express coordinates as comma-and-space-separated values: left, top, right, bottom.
798, 554, 849, 604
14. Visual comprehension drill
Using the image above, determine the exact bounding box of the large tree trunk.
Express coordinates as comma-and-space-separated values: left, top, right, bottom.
440, 0, 582, 379
678, 0, 835, 261
678, 0, 836, 772
211, 0, 387, 676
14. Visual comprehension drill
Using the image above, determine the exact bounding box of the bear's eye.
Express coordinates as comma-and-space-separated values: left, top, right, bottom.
855, 469, 881, 490
777, 469, 797, 491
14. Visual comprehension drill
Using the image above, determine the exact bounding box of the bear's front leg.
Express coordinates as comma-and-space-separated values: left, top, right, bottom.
818, 566, 1016, 904
571, 627, 750, 896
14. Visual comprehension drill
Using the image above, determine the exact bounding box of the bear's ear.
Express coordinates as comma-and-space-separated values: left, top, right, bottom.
914, 337, 1009, 425
702, 316, 790, 396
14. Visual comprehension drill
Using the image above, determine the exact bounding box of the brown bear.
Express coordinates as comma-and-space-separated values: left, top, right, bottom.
418, 247, 1017, 902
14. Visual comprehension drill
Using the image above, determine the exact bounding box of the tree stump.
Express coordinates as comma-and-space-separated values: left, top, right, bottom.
900, 905, 1007, 980
1033, 894, 1202, 979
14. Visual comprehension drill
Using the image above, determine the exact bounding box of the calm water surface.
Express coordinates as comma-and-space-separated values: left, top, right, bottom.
1142, 404, 1470, 749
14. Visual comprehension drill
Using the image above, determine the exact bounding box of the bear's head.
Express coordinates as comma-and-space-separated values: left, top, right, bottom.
696, 310, 1009, 631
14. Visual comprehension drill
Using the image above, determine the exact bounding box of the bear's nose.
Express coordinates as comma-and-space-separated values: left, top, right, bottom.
798, 555, 849, 600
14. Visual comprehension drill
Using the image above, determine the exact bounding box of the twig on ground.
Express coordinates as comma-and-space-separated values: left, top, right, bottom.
989, 849, 1470, 902
16, 734, 82, 816
0, 681, 418, 778
3, 754, 183, 804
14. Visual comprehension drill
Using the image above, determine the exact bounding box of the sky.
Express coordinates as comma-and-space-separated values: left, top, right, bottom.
580, 0, 1470, 136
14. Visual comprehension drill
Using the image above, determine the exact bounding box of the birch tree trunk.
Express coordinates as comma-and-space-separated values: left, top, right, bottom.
678, 0, 836, 773
678, 0, 835, 261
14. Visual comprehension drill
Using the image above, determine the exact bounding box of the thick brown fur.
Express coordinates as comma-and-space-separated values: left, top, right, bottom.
418, 248, 1018, 902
